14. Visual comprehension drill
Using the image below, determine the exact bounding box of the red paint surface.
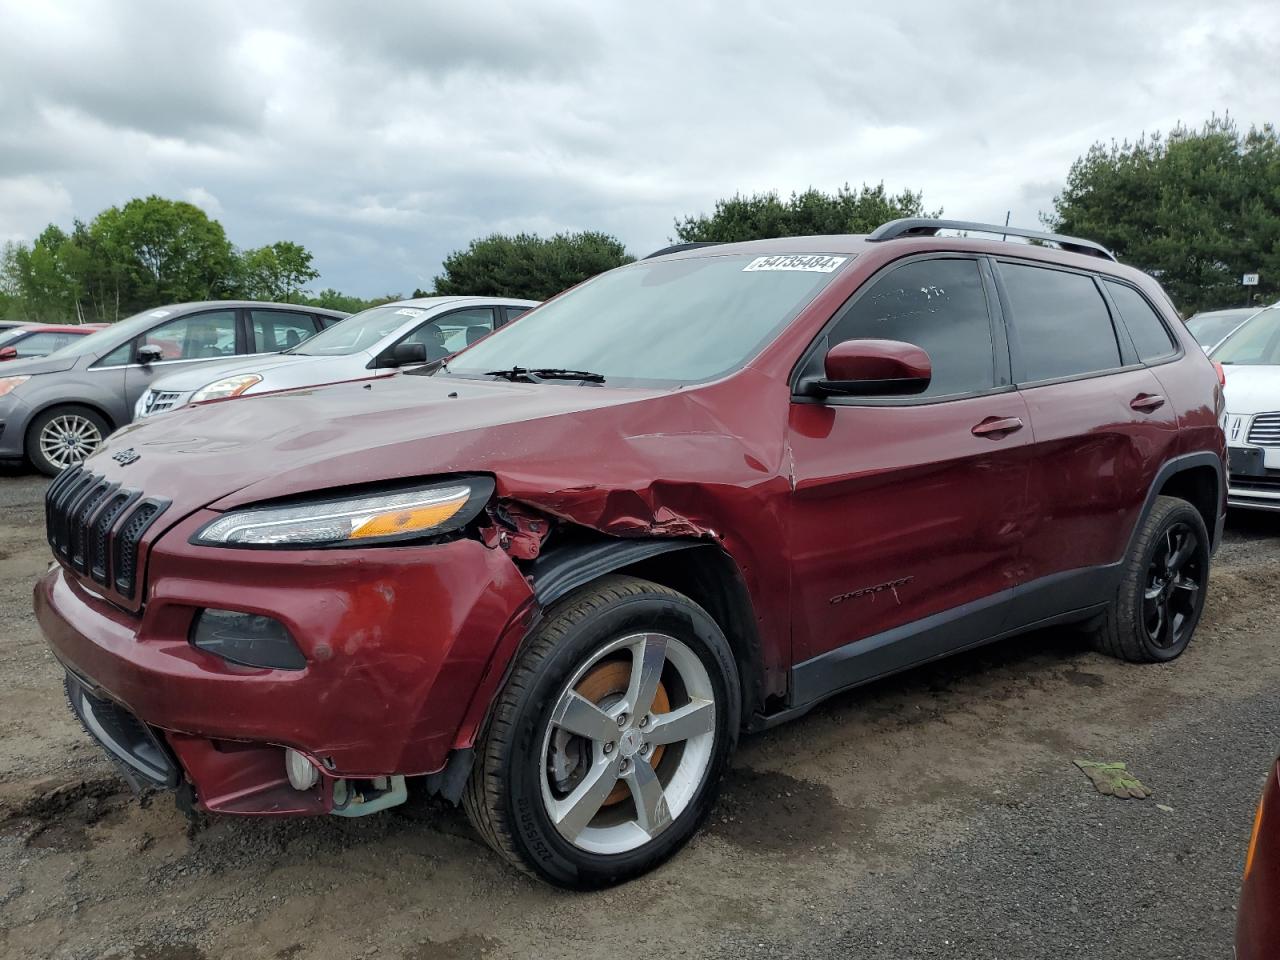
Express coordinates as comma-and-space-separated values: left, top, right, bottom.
35, 234, 1225, 815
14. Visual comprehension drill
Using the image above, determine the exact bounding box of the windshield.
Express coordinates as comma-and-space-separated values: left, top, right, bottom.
1187, 309, 1256, 348
1212, 307, 1280, 365
447, 253, 849, 385
289, 304, 425, 357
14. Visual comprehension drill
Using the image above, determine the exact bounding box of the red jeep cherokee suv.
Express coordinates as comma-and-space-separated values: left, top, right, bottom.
35, 219, 1226, 888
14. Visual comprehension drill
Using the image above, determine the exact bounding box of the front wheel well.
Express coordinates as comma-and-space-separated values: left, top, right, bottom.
527, 535, 766, 722
609, 545, 765, 721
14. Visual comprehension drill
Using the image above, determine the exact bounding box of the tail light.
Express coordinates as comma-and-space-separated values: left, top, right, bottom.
1213, 361, 1226, 386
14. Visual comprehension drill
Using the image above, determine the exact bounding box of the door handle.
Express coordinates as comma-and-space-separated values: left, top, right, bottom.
971, 416, 1024, 438
1130, 394, 1166, 413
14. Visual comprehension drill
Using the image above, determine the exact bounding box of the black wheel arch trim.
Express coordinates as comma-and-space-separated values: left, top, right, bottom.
1127, 451, 1225, 557
527, 537, 706, 606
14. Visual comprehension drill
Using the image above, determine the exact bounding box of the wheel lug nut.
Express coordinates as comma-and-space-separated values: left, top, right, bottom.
638, 716, 649, 729
616, 713, 628, 728
604, 741, 615, 754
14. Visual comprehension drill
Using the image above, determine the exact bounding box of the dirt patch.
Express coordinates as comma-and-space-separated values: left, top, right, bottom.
708, 767, 875, 854
404, 934, 500, 960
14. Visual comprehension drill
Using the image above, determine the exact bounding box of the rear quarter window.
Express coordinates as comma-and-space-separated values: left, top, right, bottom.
1000, 263, 1121, 382
1105, 281, 1177, 362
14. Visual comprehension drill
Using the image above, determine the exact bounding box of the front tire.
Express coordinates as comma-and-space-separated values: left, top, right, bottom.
463, 575, 740, 888
1089, 495, 1210, 663
26, 405, 110, 476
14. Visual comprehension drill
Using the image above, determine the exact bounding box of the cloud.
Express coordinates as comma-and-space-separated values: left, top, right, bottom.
0, 0, 1277, 295
183, 187, 224, 218
0, 175, 73, 244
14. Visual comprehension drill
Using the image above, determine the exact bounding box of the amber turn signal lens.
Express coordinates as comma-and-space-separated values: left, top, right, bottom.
349, 493, 469, 539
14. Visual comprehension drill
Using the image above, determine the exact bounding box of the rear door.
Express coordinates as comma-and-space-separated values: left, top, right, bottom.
248, 308, 325, 353
786, 255, 1032, 691
995, 259, 1179, 609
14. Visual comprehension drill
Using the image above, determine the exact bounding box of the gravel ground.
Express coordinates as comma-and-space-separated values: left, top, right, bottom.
1, 466, 1278, 960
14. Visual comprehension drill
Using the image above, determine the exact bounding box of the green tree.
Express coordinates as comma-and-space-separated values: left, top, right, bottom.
236, 240, 320, 302
1047, 117, 1280, 314
89, 196, 237, 307
675, 182, 938, 243
433, 231, 633, 300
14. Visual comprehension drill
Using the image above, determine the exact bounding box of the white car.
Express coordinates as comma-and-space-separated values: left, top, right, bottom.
1213, 304, 1280, 513
135, 296, 536, 419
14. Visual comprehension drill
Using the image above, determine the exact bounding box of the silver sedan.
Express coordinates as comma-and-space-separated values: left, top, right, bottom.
135, 296, 537, 420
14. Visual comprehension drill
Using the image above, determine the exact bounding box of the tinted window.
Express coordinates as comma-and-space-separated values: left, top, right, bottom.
504, 305, 530, 323
250, 309, 317, 352
1001, 264, 1120, 381
827, 258, 995, 397
1105, 282, 1176, 361
140, 310, 237, 361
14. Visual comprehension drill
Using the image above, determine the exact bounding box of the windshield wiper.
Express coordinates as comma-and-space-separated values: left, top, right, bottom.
484, 366, 606, 383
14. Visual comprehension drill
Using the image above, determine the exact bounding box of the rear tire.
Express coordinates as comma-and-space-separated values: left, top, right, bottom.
463, 575, 740, 888
1089, 495, 1210, 663
26, 404, 110, 476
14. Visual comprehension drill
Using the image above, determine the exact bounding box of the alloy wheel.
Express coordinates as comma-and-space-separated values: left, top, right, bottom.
1142, 521, 1204, 649
39, 414, 103, 470
540, 632, 716, 855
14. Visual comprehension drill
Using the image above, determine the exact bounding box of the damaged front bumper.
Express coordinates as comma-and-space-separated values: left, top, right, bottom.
35, 516, 536, 816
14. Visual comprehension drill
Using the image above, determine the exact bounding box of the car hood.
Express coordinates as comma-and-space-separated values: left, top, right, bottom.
1222, 366, 1280, 416
0, 351, 82, 376
148, 352, 348, 392
84, 369, 784, 538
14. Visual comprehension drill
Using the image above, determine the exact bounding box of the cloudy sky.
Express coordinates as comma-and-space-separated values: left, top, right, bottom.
1, 1, 1276, 297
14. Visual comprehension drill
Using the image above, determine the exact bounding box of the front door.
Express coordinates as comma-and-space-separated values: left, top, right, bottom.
786, 256, 1031, 701
123, 308, 240, 408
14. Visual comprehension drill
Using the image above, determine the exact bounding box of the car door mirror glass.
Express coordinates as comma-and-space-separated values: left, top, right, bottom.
814, 339, 932, 396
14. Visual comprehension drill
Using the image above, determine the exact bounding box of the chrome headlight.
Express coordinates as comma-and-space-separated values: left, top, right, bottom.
191, 374, 263, 404
192, 477, 494, 548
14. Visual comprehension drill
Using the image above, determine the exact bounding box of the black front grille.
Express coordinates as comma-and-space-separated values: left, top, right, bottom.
45, 466, 169, 600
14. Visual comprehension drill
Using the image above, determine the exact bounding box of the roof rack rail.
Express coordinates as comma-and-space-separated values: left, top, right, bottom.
866, 218, 1116, 262
644, 241, 722, 260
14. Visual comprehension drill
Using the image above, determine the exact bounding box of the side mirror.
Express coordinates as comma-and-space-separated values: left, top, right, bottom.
0, 346, 17, 361
136, 344, 165, 366
388, 342, 428, 367
809, 339, 932, 397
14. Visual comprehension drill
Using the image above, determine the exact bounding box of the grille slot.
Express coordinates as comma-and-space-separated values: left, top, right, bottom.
45, 468, 169, 601
143, 390, 184, 416
89, 490, 139, 585
112, 500, 166, 598
1247, 413, 1280, 447
69, 479, 115, 573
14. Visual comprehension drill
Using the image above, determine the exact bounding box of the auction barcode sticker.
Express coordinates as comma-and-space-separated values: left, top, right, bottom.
743, 255, 847, 273
394, 308, 427, 317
